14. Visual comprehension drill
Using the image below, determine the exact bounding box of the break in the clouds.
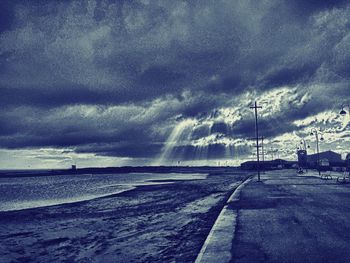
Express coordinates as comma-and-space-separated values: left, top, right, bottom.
0, 0, 350, 168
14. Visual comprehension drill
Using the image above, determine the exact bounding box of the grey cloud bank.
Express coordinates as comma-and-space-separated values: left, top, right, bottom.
0, 0, 350, 168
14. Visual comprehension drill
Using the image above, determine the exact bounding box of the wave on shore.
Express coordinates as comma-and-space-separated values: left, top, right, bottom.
0, 173, 207, 212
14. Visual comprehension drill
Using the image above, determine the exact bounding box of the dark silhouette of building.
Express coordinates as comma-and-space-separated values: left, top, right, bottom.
297, 149, 307, 168
307, 150, 342, 170
307, 150, 342, 163
241, 150, 346, 171
241, 159, 295, 170
346, 153, 350, 170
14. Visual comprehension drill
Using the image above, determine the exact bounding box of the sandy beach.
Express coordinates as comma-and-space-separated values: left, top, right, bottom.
0, 171, 251, 262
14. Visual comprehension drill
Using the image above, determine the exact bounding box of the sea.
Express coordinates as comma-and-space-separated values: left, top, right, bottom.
0, 172, 207, 212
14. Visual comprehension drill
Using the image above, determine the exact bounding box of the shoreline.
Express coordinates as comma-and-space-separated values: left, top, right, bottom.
0, 172, 250, 262
0, 166, 241, 178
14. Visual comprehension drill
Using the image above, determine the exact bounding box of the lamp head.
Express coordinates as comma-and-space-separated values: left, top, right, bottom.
320, 137, 324, 141
340, 109, 347, 116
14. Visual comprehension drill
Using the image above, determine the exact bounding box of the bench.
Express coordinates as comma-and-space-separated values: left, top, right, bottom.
297, 169, 304, 174
320, 171, 332, 180
336, 171, 350, 184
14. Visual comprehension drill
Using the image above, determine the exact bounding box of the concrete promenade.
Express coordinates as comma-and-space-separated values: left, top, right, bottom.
230, 170, 350, 263
197, 169, 350, 263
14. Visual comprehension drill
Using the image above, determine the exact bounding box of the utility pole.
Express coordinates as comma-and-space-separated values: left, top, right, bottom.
270, 147, 274, 161
250, 101, 262, 181
310, 129, 323, 176
261, 136, 265, 174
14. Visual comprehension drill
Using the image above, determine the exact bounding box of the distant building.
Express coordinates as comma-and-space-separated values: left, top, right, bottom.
240, 161, 258, 170
241, 150, 347, 171
346, 153, 350, 170
320, 158, 330, 167
240, 159, 295, 170
306, 150, 342, 170
307, 150, 342, 163
297, 149, 307, 168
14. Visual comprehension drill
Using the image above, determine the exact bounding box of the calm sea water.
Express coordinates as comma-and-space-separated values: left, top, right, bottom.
0, 173, 207, 211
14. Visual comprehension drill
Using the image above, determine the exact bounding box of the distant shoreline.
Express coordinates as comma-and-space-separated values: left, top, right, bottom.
0, 166, 242, 178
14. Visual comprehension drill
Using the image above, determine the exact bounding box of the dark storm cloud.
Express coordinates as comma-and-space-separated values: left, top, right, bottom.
290, 0, 348, 15
0, 121, 162, 159
261, 64, 318, 89
75, 142, 162, 158
1, 0, 350, 160
0, 0, 16, 33
0, 84, 180, 108
138, 66, 185, 86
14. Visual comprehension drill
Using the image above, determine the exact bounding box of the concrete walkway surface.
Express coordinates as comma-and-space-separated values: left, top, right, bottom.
196, 169, 350, 263
231, 170, 350, 263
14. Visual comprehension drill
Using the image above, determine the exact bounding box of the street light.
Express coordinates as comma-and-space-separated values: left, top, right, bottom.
310, 128, 323, 176
300, 138, 309, 151
299, 139, 310, 169
339, 104, 350, 174
340, 104, 349, 116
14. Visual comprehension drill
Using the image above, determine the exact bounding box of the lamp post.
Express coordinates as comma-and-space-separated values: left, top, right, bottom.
310, 129, 324, 176
339, 103, 349, 173
250, 101, 262, 181
300, 139, 311, 172
261, 136, 265, 174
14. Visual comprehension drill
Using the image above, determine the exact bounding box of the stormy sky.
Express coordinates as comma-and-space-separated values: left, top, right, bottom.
1, 0, 350, 168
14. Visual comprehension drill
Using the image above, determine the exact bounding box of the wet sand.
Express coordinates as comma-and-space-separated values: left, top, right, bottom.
0, 171, 251, 262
